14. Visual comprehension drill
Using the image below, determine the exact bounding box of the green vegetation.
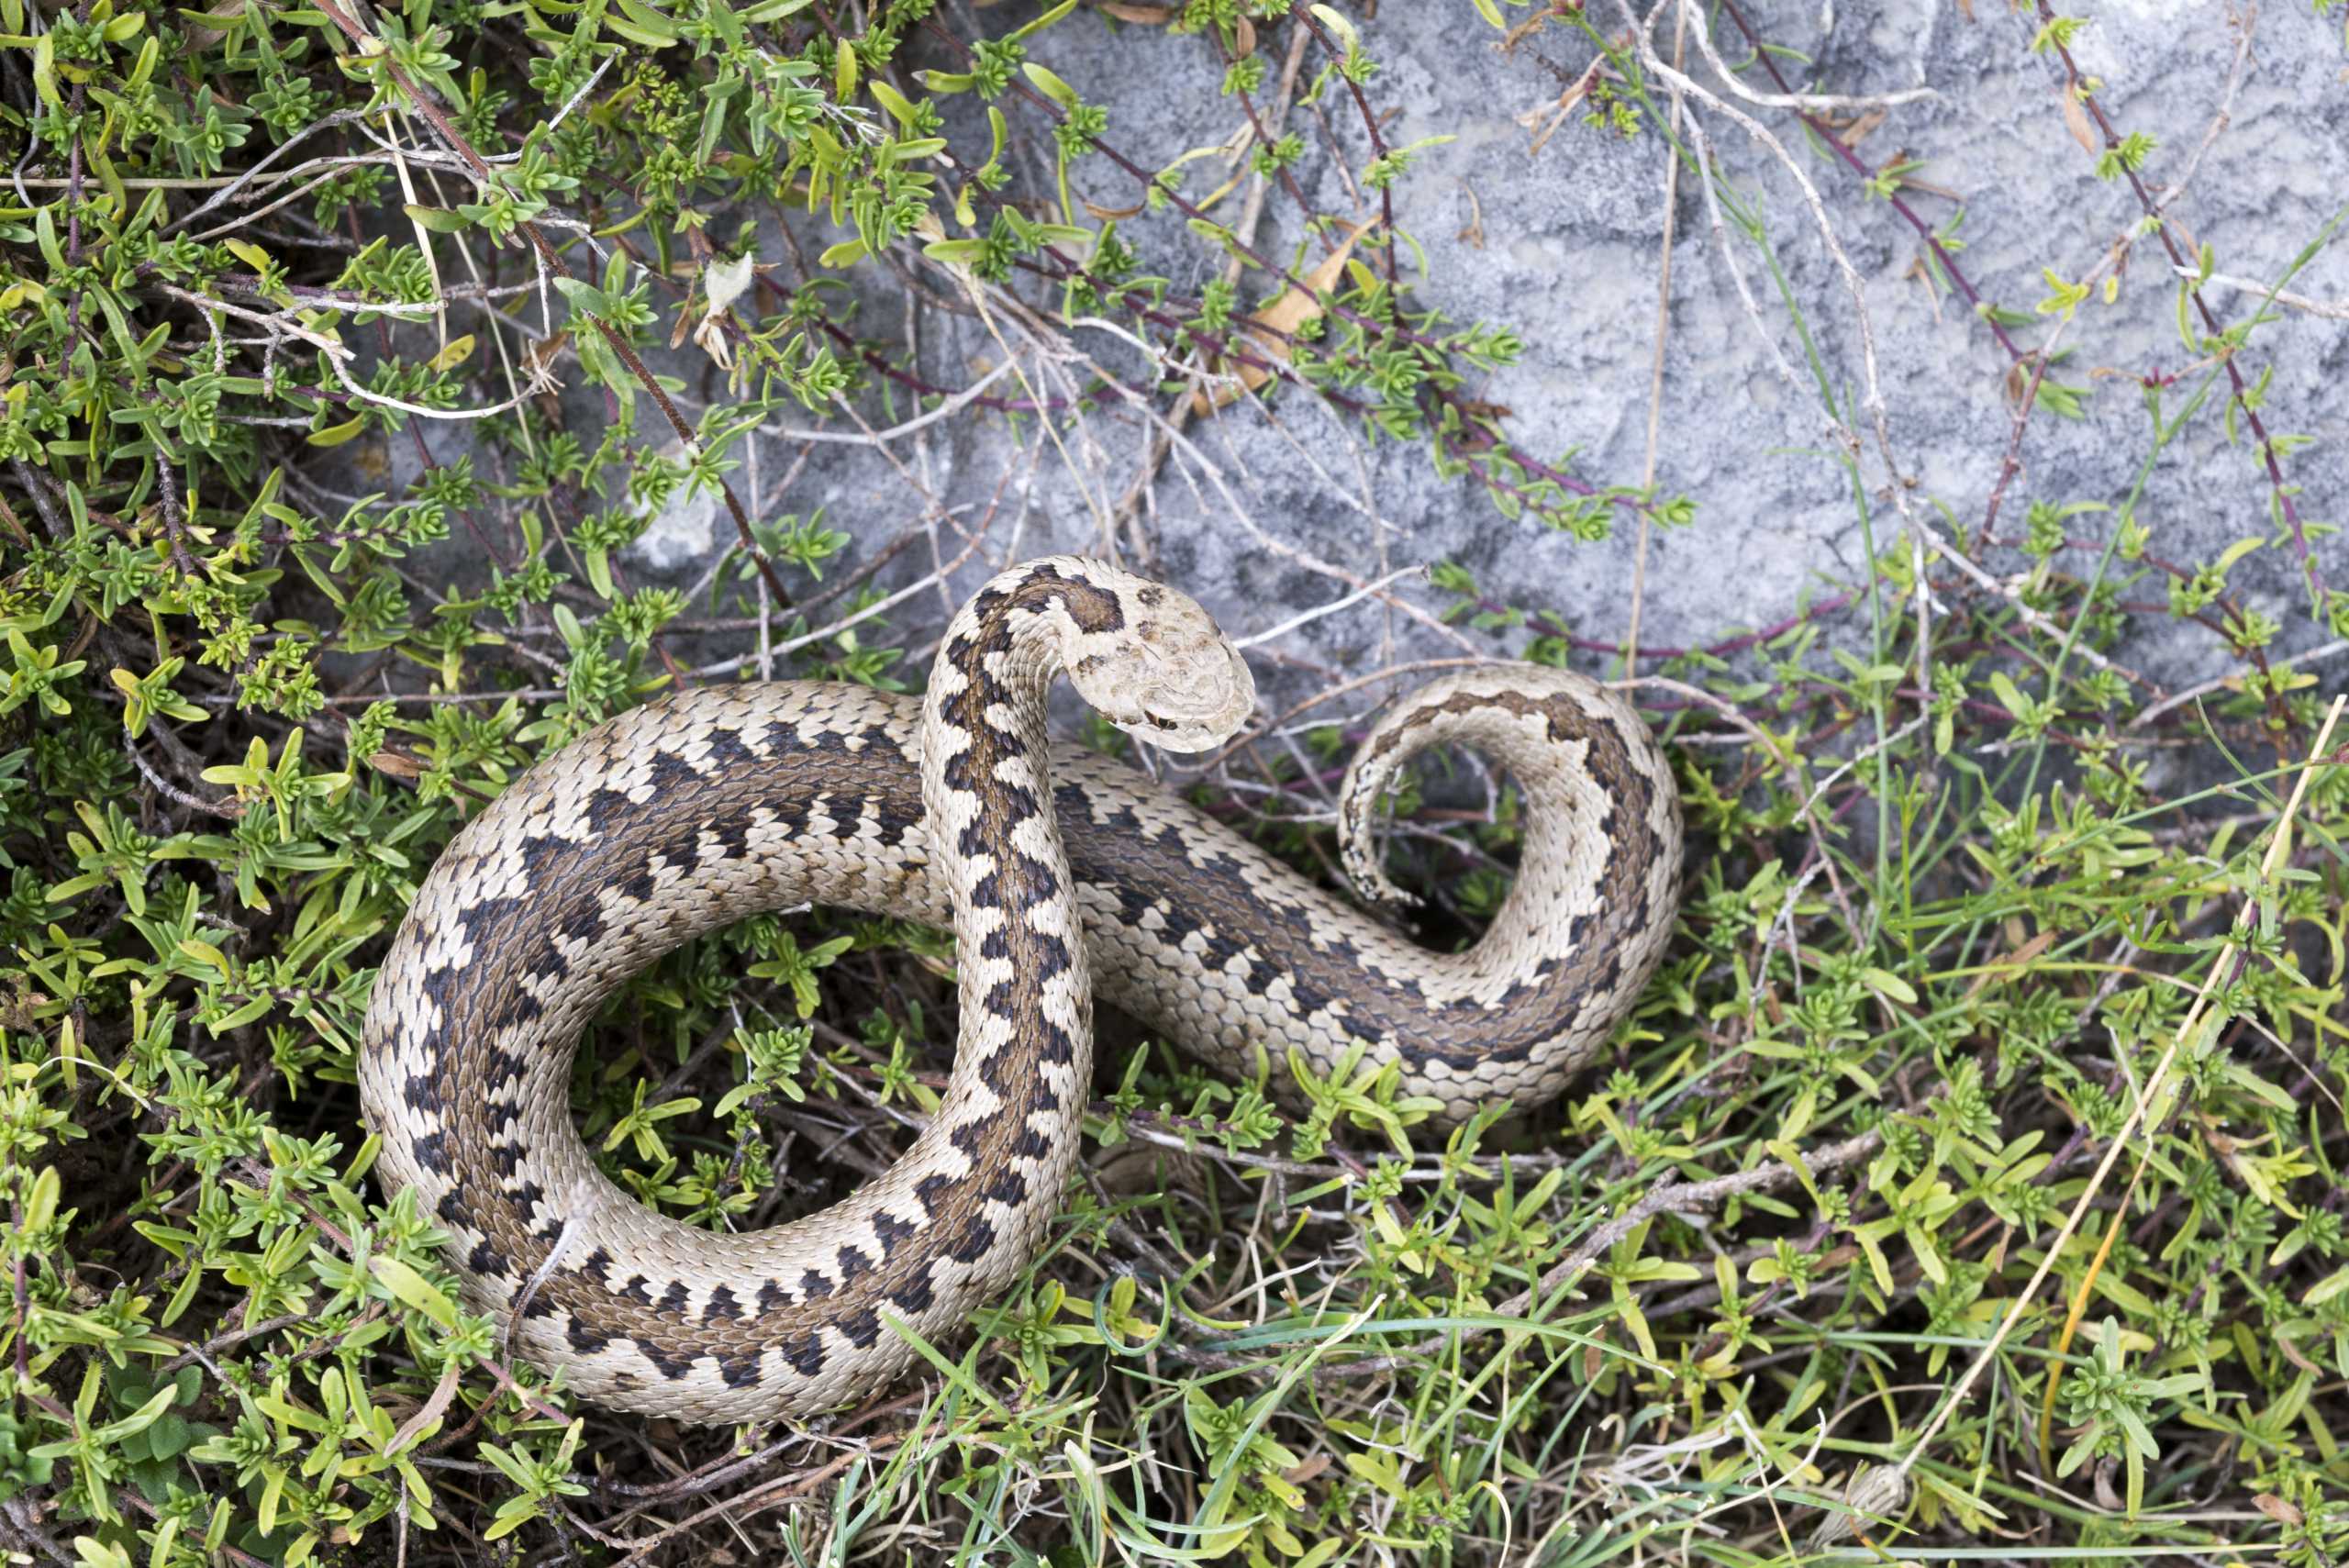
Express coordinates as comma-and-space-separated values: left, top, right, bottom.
4, 0, 2347, 1562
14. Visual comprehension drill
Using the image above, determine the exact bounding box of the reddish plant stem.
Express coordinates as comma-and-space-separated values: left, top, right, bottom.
1979, 344, 2059, 545
1707, 0, 2027, 365
1218, 28, 1316, 226
2021, 0, 2326, 608
150, 443, 200, 578
1283, 0, 1399, 290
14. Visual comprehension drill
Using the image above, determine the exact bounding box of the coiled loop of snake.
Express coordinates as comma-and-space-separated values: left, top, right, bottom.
360, 557, 1682, 1424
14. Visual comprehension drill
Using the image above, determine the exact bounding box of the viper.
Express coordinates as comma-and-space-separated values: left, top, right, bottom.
360, 557, 1682, 1424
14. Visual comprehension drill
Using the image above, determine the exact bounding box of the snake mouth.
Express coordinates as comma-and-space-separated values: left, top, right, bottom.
1135, 709, 1225, 751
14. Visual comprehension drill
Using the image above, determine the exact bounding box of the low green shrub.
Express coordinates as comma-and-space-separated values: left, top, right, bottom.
4, 0, 2347, 1562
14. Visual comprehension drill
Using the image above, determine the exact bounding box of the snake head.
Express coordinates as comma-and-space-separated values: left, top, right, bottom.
1064, 580, 1256, 755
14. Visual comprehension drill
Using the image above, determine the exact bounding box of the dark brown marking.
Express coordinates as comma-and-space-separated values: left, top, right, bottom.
412, 1130, 452, 1177
945, 1213, 996, 1264
637, 1337, 697, 1381
873, 1212, 916, 1260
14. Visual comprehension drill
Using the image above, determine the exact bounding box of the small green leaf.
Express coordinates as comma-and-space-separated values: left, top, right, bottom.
402, 204, 472, 233
1862, 967, 1918, 1005
91, 1385, 176, 1445
868, 77, 919, 127
1022, 61, 1079, 110
373, 1254, 459, 1329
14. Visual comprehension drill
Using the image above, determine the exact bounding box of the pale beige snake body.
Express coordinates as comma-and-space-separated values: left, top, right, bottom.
359, 557, 1683, 1423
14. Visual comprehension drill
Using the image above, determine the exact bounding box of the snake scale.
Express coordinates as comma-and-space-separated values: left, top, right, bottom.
360, 557, 1683, 1423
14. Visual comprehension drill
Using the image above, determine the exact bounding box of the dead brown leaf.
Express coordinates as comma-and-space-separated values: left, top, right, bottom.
2276, 1332, 2324, 1377
1835, 108, 1887, 149
2061, 88, 2098, 156
1501, 6, 1553, 51
1960, 929, 2056, 1001
1282, 1454, 1332, 1486
2091, 1457, 2124, 1514
387, 1359, 462, 1456
1456, 180, 1486, 250
1192, 218, 1376, 415
1902, 253, 1949, 325
370, 751, 423, 782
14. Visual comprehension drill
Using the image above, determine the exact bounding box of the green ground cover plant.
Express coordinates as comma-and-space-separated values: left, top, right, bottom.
3, 0, 2347, 1562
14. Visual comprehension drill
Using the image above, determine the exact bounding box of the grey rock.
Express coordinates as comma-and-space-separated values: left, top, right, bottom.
371, 0, 2349, 714
940, 0, 2343, 696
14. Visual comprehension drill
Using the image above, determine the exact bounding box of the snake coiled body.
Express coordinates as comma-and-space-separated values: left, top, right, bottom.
360, 558, 1682, 1423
